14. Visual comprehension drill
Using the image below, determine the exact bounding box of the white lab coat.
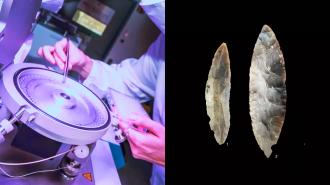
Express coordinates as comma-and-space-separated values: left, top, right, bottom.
83, 1, 165, 185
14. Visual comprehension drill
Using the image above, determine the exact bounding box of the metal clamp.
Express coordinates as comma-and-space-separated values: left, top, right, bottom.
106, 93, 127, 143
110, 110, 126, 143
0, 106, 26, 143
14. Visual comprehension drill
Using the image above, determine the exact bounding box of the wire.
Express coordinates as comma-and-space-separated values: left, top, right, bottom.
0, 147, 74, 166
0, 147, 76, 178
0, 166, 68, 178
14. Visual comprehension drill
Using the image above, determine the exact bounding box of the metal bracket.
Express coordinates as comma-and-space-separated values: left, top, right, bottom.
0, 106, 25, 143
0, 0, 42, 70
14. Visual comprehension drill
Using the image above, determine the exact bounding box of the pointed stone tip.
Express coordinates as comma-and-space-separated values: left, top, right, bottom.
216, 42, 229, 57
262, 24, 272, 33
219, 42, 227, 50
214, 134, 225, 145
257, 25, 277, 47
264, 149, 272, 158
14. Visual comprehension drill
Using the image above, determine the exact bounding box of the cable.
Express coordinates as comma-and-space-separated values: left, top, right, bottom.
0, 147, 75, 166
0, 147, 75, 178
0, 166, 68, 178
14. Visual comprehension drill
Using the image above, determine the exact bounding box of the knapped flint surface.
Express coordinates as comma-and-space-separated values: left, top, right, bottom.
205, 43, 231, 145
249, 25, 287, 157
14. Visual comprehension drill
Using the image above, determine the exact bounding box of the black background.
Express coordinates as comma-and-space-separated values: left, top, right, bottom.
167, 1, 327, 183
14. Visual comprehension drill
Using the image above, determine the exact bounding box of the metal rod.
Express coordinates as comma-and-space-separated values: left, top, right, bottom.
62, 36, 70, 83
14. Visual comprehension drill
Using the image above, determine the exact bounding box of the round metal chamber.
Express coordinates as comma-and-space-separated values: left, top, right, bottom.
0, 63, 111, 145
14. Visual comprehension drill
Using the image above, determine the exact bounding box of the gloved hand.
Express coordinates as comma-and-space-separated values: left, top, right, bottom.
119, 113, 165, 166
38, 38, 93, 80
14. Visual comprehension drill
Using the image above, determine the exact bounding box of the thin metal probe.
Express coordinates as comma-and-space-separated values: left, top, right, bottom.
62, 36, 70, 83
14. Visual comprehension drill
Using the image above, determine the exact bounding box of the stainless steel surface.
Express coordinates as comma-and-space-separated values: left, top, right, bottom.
0, 0, 41, 70
0, 128, 95, 185
0, 63, 111, 145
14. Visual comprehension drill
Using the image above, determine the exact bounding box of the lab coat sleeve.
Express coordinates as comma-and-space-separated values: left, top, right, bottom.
83, 34, 164, 103
41, 0, 64, 13
140, 0, 165, 35
83, 0, 165, 102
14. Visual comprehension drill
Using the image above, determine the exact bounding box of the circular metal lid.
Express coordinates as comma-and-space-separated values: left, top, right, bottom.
15, 68, 108, 130
0, 63, 111, 145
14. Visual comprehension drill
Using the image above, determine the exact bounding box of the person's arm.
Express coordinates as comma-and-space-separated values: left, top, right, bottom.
83, 0, 165, 99
140, 0, 165, 35
84, 1, 165, 166
83, 34, 164, 101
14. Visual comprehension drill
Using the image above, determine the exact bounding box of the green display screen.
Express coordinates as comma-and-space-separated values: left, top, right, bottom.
73, 10, 107, 36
